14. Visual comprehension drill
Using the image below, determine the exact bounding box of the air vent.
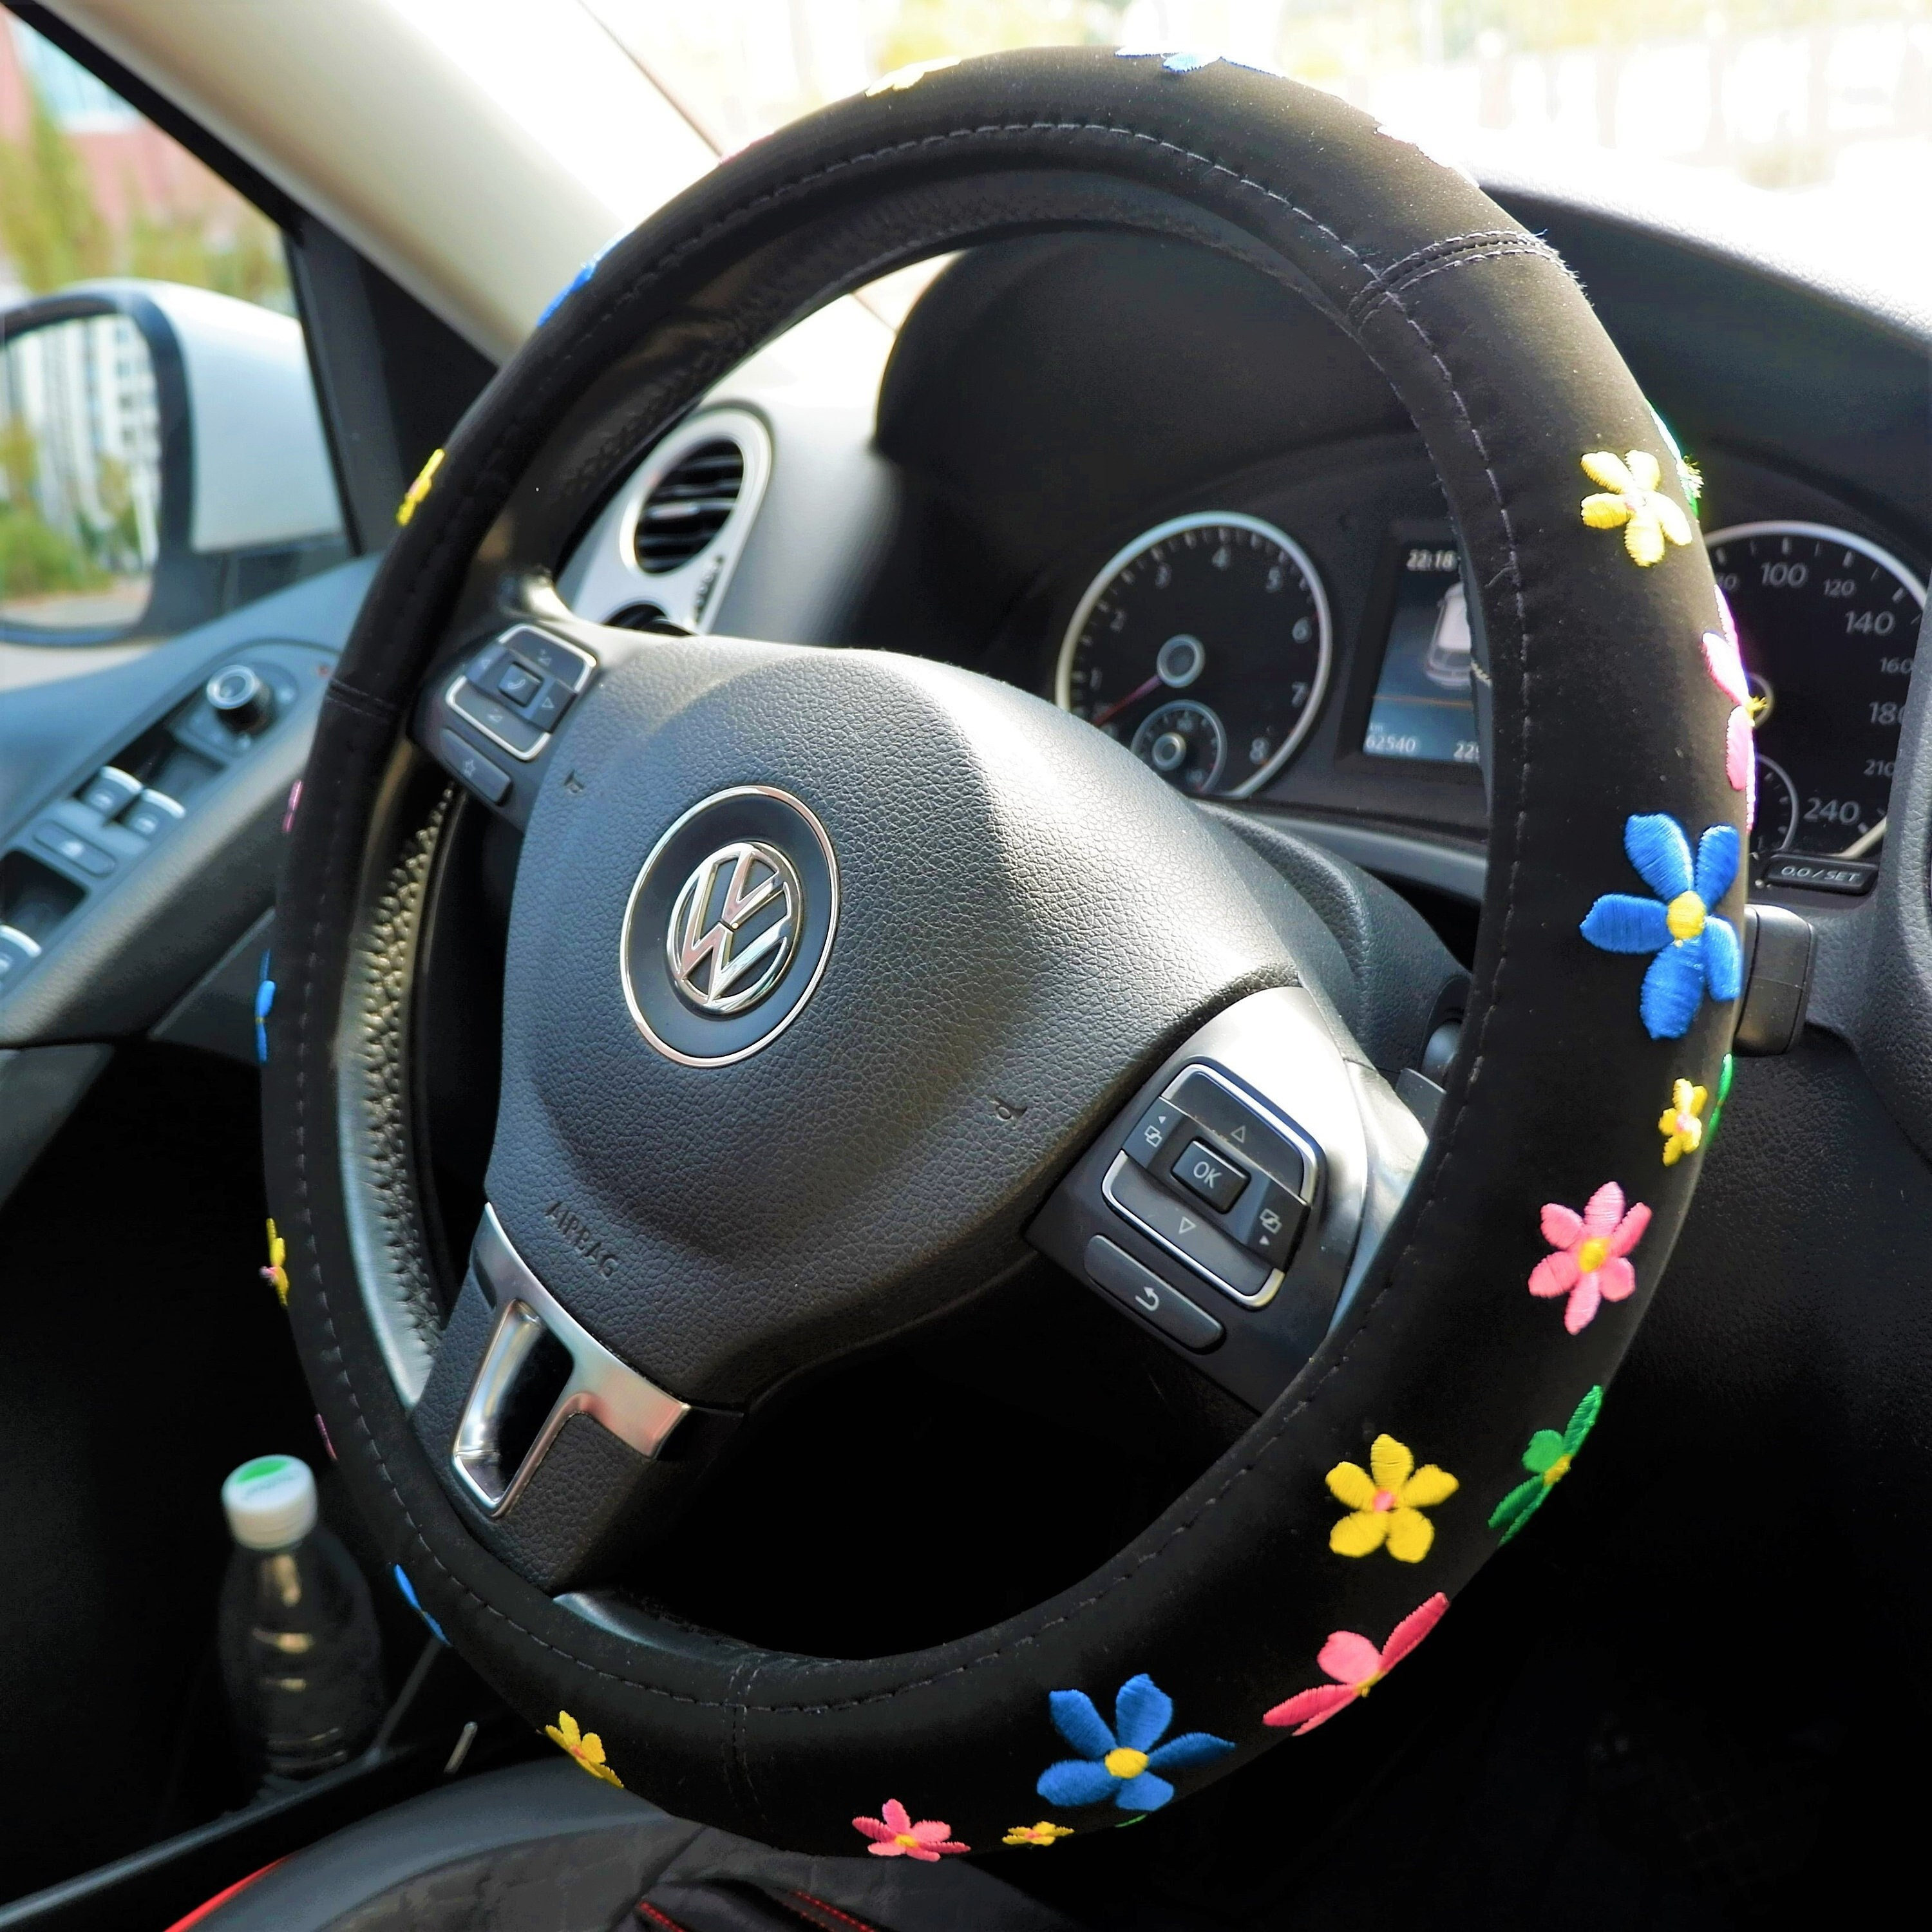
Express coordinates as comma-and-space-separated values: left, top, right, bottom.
632, 439, 744, 574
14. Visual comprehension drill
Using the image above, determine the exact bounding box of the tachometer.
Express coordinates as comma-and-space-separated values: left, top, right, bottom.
1707, 522, 1924, 867
1056, 512, 1331, 797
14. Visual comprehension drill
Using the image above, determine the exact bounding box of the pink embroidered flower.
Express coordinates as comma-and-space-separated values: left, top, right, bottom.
1263, 1593, 1450, 1734
852, 1799, 968, 1861
1701, 606, 1758, 827
1529, 1182, 1651, 1334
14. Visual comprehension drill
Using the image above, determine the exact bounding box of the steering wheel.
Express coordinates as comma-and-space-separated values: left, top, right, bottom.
265, 47, 1739, 1854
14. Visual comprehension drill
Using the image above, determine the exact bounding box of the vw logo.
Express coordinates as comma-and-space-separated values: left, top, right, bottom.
620, 786, 838, 1067
665, 840, 801, 1014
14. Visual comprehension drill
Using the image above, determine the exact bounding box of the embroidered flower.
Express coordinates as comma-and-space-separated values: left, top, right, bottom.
261, 1217, 289, 1305
1580, 813, 1743, 1039
1037, 1674, 1235, 1814
1004, 1820, 1074, 1846
1650, 406, 1703, 513
392, 1564, 448, 1645
1262, 1594, 1450, 1735
1489, 1387, 1604, 1544
1579, 449, 1693, 566
1705, 1053, 1736, 1146
1529, 1181, 1651, 1333
1116, 46, 1284, 77
866, 55, 960, 94
1326, 1434, 1459, 1562
395, 446, 444, 526
1658, 1078, 1709, 1166
853, 1800, 967, 1860
544, 1710, 622, 1786
1701, 611, 1762, 824
254, 957, 275, 1065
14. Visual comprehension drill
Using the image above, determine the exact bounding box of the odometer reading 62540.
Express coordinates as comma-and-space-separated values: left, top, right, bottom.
1707, 522, 1925, 866
1056, 512, 1332, 798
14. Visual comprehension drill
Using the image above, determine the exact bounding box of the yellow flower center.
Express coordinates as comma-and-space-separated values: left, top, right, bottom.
1666, 891, 1707, 941
1355, 1669, 1385, 1700
1542, 1452, 1573, 1488
895, 1833, 922, 1849
1575, 1236, 1610, 1274
1105, 1747, 1150, 1780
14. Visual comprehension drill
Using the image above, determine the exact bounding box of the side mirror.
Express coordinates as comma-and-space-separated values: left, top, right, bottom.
0, 279, 345, 646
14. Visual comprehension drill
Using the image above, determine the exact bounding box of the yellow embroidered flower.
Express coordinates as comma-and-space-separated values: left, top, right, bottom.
544, 1710, 623, 1786
1005, 1821, 1074, 1846
261, 1218, 289, 1306
867, 55, 960, 94
395, 446, 444, 526
1327, 1434, 1459, 1562
1579, 450, 1693, 567
1658, 1077, 1709, 1166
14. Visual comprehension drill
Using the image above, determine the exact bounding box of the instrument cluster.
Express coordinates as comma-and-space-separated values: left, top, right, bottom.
1053, 504, 1924, 884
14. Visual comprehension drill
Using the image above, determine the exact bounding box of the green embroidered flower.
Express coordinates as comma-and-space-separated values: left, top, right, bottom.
1488, 1387, 1603, 1544
1703, 1054, 1736, 1148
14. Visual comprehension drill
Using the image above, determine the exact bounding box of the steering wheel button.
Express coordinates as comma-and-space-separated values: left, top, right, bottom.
1125, 1097, 1188, 1169
495, 661, 542, 706
1084, 1236, 1224, 1352
522, 677, 575, 732
497, 624, 596, 690
440, 731, 513, 806
1169, 1066, 1311, 1197
1104, 1154, 1272, 1298
1173, 1139, 1248, 1209
450, 681, 545, 757
1224, 1177, 1307, 1264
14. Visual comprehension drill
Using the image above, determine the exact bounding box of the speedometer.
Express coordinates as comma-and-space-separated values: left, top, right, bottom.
1056, 512, 1331, 797
1706, 522, 1924, 867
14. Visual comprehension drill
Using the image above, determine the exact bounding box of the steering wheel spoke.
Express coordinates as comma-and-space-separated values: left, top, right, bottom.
411, 1204, 732, 1591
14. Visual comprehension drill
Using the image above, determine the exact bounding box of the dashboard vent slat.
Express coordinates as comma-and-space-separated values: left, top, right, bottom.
632, 440, 745, 573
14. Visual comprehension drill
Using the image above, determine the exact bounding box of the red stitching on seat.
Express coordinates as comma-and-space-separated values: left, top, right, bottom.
634, 1901, 694, 1932
788, 1891, 882, 1932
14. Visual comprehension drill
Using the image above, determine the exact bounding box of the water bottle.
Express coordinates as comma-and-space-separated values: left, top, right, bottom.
218, 1455, 385, 1786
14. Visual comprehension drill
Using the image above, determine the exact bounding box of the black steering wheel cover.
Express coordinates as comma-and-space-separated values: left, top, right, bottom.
267, 48, 1738, 1852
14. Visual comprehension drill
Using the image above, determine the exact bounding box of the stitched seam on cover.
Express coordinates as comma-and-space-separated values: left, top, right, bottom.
1349, 234, 1560, 325
293, 111, 1538, 1716
1367, 227, 1522, 281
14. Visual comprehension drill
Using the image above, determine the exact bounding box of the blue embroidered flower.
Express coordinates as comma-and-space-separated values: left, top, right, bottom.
393, 1564, 448, 1645
535, 230, 627, 327
254, 953, 275, 1064
1037, 1674, 1235, 1814
1115, 46, 1283, 77
1580, 815, 1741, 1040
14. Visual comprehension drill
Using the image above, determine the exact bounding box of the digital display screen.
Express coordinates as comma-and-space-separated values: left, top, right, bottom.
1362, 542, 1480, 767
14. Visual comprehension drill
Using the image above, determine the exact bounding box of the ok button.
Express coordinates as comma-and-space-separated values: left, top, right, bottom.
1173, 1139, 1247, 1211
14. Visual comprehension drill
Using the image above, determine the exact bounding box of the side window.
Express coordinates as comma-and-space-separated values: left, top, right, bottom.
0, 8, 345, 647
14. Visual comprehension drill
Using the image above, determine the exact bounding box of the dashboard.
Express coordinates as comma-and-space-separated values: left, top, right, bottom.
750, 204, 1931, 927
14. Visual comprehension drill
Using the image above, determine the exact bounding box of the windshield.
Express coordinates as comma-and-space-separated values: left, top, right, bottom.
600, 0, 1932, 304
